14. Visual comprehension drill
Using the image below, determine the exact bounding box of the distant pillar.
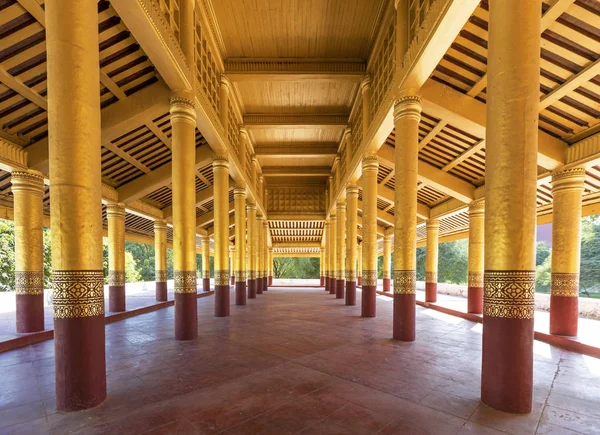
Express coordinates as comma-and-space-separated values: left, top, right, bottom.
357, 242, 363, 286
550, 168, 586, 336
392, 96, 421, 341
12, 170, 45, 333
324, 220, 331, 292
336, 200, 346, 299
361, 155, 379, 317
329, 213, 337, 295
346, 185, 359, 305
154, 220, 168, 301
256, 215, 264, 294
425, 218, 439, 303
229, 246, 235, 286
268, 247, 273, 286
320, 248, 325, 286
234, 187, 247, 305
107, 203, 126, 313
263, 220, 269, 291
481, 0, 540, 414
382, 234, 392, 291
213, 156, 230, 317
201, 235, 210, 292
247, 202, 257, 298
467, 200, 484, 313
47, 0, 106, 410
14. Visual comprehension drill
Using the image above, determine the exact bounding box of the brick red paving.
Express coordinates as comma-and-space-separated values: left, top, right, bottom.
0, 287, 599, 434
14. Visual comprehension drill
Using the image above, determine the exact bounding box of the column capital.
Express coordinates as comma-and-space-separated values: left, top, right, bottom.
212, 155, 229, 169
239, 125, 249, 138
246, 202, 257, 211
362, 155, 379, 172
220, 74, 231, 91
154, 219, 168, 231
336, 200, 346, 211
426, 218, 440, 230
361, 74, 371, 93
346, 185, 359, 196
393, 96, 422, 124
344, 126, 352, 137
384, 233, 393, 242
106, 202, 126, 218
552, 167, 586, 193
170, 97, 196, 124
469, 199, 485, 216
10, 170, 44, 194
233, 186, 247, 196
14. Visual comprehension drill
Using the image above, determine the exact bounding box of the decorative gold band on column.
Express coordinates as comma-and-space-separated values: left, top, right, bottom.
383, 272, 391, 279
393, 95, 422, 123
393, 270, 416, 295
484, 270, 535, 319
10, 171, 44, 194
362, 270, 377, 286
345, 271, 357, 281
174, 271, 196, 294
469, 199, 485, 217
52, 270, 104, 318
214, 270, 230, 286
551, 272, 579, 297
106, 202, 126, 218
468, 272, 483, 287
155, 270, 167, 282
108, 270, 125, 286
234, 270, 246, 281
170, 97, 196, 124
425, 272, 437, 283
552, 168, 586, 193
248, 270, 256, 280
154, 220, 168, 231
15, 271, 44, 295
362, 155, 379, 172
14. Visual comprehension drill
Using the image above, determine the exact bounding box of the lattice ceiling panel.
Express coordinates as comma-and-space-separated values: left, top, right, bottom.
273, 247, 320, 254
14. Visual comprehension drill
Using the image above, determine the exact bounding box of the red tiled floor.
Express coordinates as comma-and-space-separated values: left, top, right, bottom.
0, 287, 599, 434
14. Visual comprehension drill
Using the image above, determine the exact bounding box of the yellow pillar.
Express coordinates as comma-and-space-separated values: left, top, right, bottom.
345, 185, 359, 305
268, 247, 273, 286
467, 200, 484, 313
324, 220, 330, 292
481, 0, 540, 414
107, 203, 126, 312
263, 220, 269, 290
425, 218, 439, 302
329, 212, 337, 295
361, 76, 371, 135
247, 202, 257, 298
382, 233, 392, 292
336, 200, 346, 299
154, 220, 168, 301
201, 235, 210, 292
12, 170, 45, 333
361, 155, 378, 316
234, 186, 247, 305
257, 214, 265, 294
213, 156, 230, 316
357, 242, 363, 286
47, 0, 105, 410
550, 168, 586, 336
393, 96, 421, 341
320, 248, 325, 286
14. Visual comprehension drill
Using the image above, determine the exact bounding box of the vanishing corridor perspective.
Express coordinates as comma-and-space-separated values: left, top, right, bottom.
0, 0, 599, 434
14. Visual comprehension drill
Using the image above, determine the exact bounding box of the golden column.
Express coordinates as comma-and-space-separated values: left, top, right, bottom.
171, 97, 198, 340
550, 168, 586, 336
201, 235, 211, 292
268, 247, 273, 286
229, 246, 235, 286
382, 233, 392, 292
213, 156, 230, 317
320, 248, 325, 286
482, 0, 540, 414
324, 220, 330, 292
12, 170, 45, 333
107, 203, 126, 312
336, 200, 346, 299
425, 218, 440, 303
234, 187, 247, 305
357, 242, 363, 286
263, 220, 269, 291
247, 202, 257, 298
346, 185, 359, 305
47, 0, 105, 410
329, 212, 337, 295
467, 200, 484, 313
393, 96, 421, 341
361, 156, 379, 316
154, 220, 168, 301
256, 214, 265, 294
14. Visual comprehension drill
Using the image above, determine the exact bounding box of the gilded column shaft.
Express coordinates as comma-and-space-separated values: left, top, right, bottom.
393, 96, 421, 341
550, 168, 586, 336
268, 247, 273, 286
345, 186, 359, 305
247, 203, 257, 298
324, 221, 330, 292
154, 220, 168, 301
256, 215, 264, 294
467, 201, 485, 314
357, 242, 363, 285
425, 218, 439, 303
382, 234, 392, 292
336, 201, 346, 299
361, 155, 379, 317
329, 214, 337, 295
263, 221, 269, 291
12, 170, 45, 333
46, 0, 105, 411
201, 236, 210, 292
107, 203, 126, 312
482, 0, 540, 414
234, 187, 247, 305
213, 156, 231, 317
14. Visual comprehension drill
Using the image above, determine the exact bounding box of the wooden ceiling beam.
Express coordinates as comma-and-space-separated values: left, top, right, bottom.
263, 166, 331, 177
376, 183, 430, 220
442, 139, 485, 172
0, 67, 47, 111
162, 186, 215, 220
245, 114, 348, 129
255, 145, 338, 157
200, 210, 234, 231
225, 59, 366, 82
540, 58, 600, 111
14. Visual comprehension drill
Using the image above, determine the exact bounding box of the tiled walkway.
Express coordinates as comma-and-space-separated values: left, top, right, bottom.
1, 287, 599, 434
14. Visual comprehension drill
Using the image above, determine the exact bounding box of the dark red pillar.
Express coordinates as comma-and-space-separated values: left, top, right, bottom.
345, 280, 356, 306
248, 277, 257, 299
361, 271, 376, 317
336, 279, 345, 299
392, 271, 416, 341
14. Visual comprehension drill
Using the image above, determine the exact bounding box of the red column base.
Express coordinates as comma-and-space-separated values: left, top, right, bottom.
269, 276, 273, 286
248, 279, 257, 299
467, 286, 483, 314
393, 293, 416, 341
108, 285, 125, 313
425, 282, 437, 302
202, 278, 210, 292
336, 279, 345, 299
16, 293, 44, 333
263, 277, 268, 291
155, 282, 167, 302
550, 295, 578, 336
383, 278, 390, 292
358, 276, 362, 286
175, 293, 198, 340
257, 278, 263, 295
54, 314, 106, 411
345, 281, 356, 306
326, 277, 331, 292
320, 276, 324, 286
482, 316, 533, 414
235, 282, 247, 306
361, 285, 376, 317
215, 285, 230, 317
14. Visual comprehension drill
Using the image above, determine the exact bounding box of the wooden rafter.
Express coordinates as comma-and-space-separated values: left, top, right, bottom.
442, 139, 485, 173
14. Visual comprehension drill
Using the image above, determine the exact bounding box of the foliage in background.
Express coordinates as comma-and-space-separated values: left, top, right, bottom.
273, 257, 320, 279
0, 219, 15, 292
416, 239, 468, 284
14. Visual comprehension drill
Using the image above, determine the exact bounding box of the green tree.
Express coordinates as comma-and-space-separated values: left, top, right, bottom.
536, 241, 550, 266
536, 254, 551, 293
0, 219, 15, 291
42, 228, 52, 288
273, 257, 319, 278
124, 251, 141, 283
580, 216, 600, 297
415, 240, 468, 284
124, 241, 155, 281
